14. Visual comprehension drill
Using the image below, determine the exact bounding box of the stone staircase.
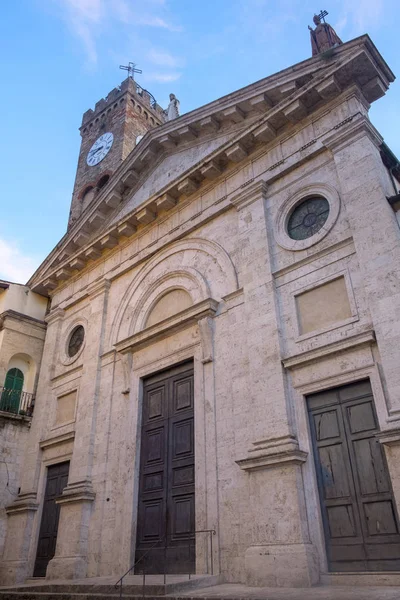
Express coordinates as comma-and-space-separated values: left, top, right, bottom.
2, 576, 400, 600
0, 574, 221, 600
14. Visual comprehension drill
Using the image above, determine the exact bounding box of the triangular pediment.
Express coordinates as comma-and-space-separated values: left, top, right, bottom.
29, 35, 394, 293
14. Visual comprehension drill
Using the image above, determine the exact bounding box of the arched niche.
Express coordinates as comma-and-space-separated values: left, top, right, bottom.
111, 237, 238, 346
145, 289, 193, 328
6, 353, 37, 393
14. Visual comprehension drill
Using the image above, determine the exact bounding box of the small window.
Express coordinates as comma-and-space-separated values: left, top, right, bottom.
97, 174, 110, 190
68, 326, 85, 358
287, 197, 330, 241
82, 186, 95, 210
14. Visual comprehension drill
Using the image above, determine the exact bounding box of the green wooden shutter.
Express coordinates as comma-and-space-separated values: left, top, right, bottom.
1, 368, 24, 413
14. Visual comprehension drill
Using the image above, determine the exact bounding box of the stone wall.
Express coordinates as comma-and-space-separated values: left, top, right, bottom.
0, 416, 30, 557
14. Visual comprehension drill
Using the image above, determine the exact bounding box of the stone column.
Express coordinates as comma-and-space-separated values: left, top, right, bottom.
0, 308, 65, 585
230, 180, 317, 586
46, 280, 110, 580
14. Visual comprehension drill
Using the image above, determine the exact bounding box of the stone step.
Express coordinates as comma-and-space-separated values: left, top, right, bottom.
0, 575, 221, 598
320, 571, 400, 586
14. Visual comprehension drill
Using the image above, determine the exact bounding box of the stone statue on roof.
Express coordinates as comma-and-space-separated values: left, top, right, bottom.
165, 93, 180, 121
309, 14, 342, 56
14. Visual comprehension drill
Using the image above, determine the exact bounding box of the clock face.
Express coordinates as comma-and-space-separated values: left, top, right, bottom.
86, 132, 114, 166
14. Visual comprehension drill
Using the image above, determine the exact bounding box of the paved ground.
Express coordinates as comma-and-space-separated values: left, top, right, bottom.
176, 583, 400, 599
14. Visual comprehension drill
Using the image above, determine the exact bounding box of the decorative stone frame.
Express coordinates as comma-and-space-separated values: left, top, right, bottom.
61, 319, 87, 366
293, 269, 359, 342
274, 183, 341, 251
285, 339, 394, 576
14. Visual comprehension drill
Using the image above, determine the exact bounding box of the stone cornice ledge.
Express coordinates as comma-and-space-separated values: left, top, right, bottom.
376, 428, 400, 446
236, 435, 307, 472
39, 431, 75, 449
56, 480, 95, 506
115, 298, 219, 354
282, 330, 375, 370
6, 492, 39, 515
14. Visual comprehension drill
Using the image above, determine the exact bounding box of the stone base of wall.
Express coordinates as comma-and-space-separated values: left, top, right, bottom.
244, 542, 319, 587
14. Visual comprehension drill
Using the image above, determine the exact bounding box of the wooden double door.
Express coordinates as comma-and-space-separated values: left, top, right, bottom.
308, 380, 400, 571
34, 462, 69, 577
136, 362, 195, 574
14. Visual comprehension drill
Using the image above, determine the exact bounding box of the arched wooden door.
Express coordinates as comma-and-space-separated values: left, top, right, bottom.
1, 368, 24, 414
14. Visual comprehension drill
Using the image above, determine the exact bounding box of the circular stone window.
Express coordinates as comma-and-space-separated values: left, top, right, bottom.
274, 184, 341, 251
287, 196, 330, 240
68, 325, 85, 358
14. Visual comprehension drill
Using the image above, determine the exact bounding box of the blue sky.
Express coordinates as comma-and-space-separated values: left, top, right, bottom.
0, 0, 399, 283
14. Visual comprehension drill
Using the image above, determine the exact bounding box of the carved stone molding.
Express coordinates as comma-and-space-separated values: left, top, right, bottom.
56, 480, 95, 506
229, 179, 268, 211
39, 431, 75, 450
115, 298, 219, 354
6, 492, 39, 515
376, 428, 400, 446
236, 435, 307, 471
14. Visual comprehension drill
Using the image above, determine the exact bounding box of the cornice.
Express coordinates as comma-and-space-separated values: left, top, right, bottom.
6, 492, 39, 515
282, 330, 376, 369
39, 430, 75, 449
376, 428, 400, 446
56, 480, 95, 505
28, 37, 393, 294
115, 298, 219, 354
0, 310, 46, 331
236, 435, 307, 472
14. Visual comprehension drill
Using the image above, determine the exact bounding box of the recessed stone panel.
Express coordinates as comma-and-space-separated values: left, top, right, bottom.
296, 276, 352, 335
55, 391, 77, 426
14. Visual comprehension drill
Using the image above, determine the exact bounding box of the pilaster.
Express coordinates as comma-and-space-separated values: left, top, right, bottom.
46, 279, 110, 580
324, 115, 400, 420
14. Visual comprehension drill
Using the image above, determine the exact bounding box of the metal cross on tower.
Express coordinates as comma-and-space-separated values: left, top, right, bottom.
119, 62, 143, 80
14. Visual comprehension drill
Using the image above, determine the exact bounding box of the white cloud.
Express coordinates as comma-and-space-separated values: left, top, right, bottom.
147, 49, 182, 68
145, 72, 181, 83
0, 238, 41, 284
53, 0, 182, 66
137, 15, 182, 32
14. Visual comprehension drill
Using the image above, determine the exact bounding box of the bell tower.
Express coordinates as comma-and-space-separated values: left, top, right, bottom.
68, 76, 166, 229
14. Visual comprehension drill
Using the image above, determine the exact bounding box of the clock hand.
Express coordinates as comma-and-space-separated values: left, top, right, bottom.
89, 146, 104, 156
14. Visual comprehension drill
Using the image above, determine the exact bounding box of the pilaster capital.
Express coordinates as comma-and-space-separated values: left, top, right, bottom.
87, 278, 111, 299
230, 179, 268, 211
322, 113, 383, 155
45, 307, 65, 325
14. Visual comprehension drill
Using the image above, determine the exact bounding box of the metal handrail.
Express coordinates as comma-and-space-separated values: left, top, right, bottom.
114, 537, 164, 598
114, 528, 216, 599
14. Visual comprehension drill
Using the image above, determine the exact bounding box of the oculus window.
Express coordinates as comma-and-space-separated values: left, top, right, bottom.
287, 197, 330, 240
68, 325, 85, 358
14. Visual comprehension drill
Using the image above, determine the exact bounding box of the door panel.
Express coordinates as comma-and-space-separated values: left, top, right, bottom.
33, 462, 69, 577
308, 380, 400, 571
136, 362, 195, 574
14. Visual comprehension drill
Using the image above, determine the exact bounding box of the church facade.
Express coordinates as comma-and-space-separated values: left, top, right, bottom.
1, 33, 400, 589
